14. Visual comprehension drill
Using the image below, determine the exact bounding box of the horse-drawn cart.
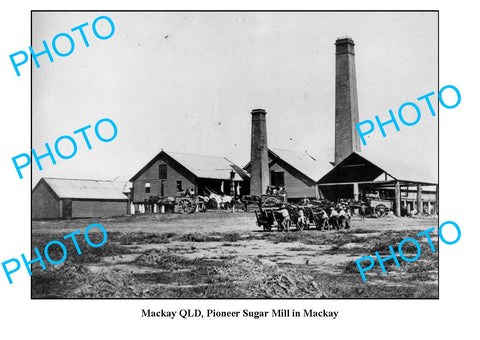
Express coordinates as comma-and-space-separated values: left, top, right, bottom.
173, 196, 198, 214
368, 199, 392, 216
255, 208, 281, 231
254, 198, 354, 231
254, 202, 316, 232
339, 197, 393, 218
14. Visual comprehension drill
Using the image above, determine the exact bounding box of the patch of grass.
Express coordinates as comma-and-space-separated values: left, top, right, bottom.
269, 233, 305, 243
32, 264, 90, 298
323, 244, 367, 255
176, 233, 220, 242
405, 259, 438, 273
397, 240, 421, 253
409, 272, 434, 281
369, 240, 395, 254
345, 228, 375, 234
342, 261, 360, 274
31, 233, 132, 265
223, 232, 241, 242
311, 270, 438, 298
107, 231, 177, 245
333, 234, 363, 246
134, 251, 216, 270
329, 244, 341, 253
134, 267, 218, 285
286, 246, 315, 252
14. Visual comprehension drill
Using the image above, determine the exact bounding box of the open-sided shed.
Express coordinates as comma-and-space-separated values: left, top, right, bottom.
318, 152, 438, 215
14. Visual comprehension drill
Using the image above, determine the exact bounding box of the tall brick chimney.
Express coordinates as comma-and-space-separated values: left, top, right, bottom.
335, 36, 361, 165
250, 108, 269, 196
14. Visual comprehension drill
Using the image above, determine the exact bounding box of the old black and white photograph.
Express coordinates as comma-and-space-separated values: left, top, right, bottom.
31, 11, 439, 299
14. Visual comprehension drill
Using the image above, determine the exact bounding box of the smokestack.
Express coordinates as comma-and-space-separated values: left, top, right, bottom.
250, 108, 269, 196
335, 36, 361, 165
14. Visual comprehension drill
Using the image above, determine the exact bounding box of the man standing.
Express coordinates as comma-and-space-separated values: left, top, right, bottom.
278, 205, 291, 232
360, 203, 366, 221
318, 209, 329, 230
330, 207, 339, 230
301, 196, 310, 206
281, 188, 287, 202
338, 205, 351, 229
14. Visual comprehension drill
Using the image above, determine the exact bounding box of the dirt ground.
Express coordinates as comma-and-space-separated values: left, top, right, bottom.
31, 212, 439, 299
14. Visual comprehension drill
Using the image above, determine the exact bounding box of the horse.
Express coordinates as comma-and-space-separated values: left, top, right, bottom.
208, 193, 234, 210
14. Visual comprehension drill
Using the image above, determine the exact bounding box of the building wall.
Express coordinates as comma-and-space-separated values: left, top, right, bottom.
32, 181, 60, 219
132, 158, 196, 203
71, 200, 127, 218
269, 163, 316, 199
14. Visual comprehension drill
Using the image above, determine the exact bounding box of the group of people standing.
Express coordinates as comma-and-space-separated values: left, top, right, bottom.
180, 188, 196, 197
326, 205, 351, 230
266, 186, 287, 201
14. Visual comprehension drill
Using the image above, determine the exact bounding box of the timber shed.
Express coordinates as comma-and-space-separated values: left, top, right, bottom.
129, 150, 249, 205
32, 177, 128, 219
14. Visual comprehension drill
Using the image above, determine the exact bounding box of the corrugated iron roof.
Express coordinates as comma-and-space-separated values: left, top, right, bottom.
40, 178, 128, 200
356, 151, 438, 184
269, 148, 334, 182
167, 151, 246, 181
319, 151, 438, 185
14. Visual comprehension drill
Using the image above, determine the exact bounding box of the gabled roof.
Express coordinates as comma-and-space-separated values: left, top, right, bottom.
34, 178, 128, 200
243, 148, 333, 182
168, 151, 247, 181
130, 150, 248, 182
319, 151, 438, 185
269, 148, 333, 182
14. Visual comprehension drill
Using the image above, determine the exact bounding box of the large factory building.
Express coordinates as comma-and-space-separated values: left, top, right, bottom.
246, 36, 437, 215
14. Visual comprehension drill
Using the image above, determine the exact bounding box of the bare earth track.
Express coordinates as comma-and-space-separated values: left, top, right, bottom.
32, 212, 438, 299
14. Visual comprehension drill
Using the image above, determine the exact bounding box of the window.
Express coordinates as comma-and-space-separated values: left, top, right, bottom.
177, 181, 183, 191
145, 182, 150, 194
270, 171, 285, 187
159, 164, 167, 179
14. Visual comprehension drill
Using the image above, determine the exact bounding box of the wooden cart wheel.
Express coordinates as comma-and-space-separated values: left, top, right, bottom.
263, 224, 272, 232
374, 204, 388, 217
178, 198, 195, 214
263, 197, 280, 206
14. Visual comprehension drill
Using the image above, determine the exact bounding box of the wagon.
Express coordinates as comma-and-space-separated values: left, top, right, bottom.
261, 194, 283, 207
254, 203, 312, 232
338, 197, 392, 218
173, 196, 198, 214
239, 193, 285, 212
255, 207, 281, 231
303, 205, 329, 230
367, 199, 392, 217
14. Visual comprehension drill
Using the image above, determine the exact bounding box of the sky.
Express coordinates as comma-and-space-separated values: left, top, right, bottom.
32, 11, 438, 185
